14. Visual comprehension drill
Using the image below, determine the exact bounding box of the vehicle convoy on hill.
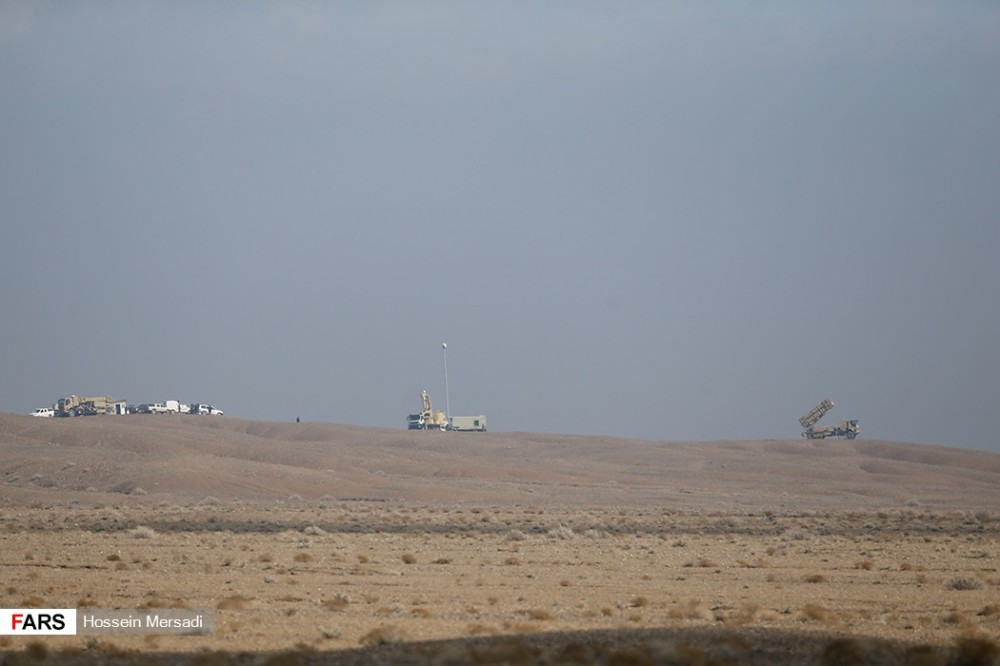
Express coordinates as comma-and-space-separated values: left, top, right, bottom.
30, 394, 223, 417
800, 398, 860, 440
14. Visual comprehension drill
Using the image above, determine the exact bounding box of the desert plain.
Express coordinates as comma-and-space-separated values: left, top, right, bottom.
1, 413, 999, 665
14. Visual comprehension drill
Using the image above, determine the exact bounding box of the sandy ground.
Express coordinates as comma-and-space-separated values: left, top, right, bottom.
1, 414, 998, 664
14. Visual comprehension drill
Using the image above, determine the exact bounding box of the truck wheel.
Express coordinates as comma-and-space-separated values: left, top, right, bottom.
847, 432, 856, 440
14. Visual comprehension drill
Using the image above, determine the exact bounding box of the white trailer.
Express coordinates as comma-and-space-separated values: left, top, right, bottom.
449, 415, 487, 432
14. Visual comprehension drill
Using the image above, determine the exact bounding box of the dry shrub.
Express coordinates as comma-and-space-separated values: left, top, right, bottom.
401, 553, 417, 564
25, 640, 48, 660
519, 608, 553, 621
821, 638, 863, 666
947, 577, 983, 591
803, 574, 827, 584
855, 559, 874, 570
216, 595, 251, 610
432, 557, 452, 564
943, 610, 969, 625
465, 623, 497, 636
802, 603, 831, 623
468, 638, 539, 664
954, 637, 998, 666
649, 641, 707, 665
293, 552, 314, 563
978, 603, 1000, 617
504, 555, 522, 566
322, 595, 350, 611
547, 525, 575, 540
630, 596, 650, 608
129, 525, 157, 539
725, 603, 760, 626
410, 607, 432, 618
359, 625, 407, 647
138, 597, 188, 609
902, 645, 944, 666
667, 599, 712, 621
261, 651, 308, 666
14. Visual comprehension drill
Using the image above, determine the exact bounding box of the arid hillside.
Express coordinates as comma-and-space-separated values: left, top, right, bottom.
2, 413, 998, 510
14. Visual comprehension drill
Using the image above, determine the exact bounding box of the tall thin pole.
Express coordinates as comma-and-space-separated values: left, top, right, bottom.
442, 342, 450, 426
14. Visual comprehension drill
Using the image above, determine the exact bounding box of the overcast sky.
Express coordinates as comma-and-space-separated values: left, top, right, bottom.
2, 2, 998, 451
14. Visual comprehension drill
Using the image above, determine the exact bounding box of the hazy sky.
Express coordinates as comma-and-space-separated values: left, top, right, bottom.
2, 2, 998, 451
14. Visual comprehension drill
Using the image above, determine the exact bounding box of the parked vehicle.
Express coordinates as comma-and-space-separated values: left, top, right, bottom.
29, 407, 55, 418
54, 395, 118, 417
799, 398, 860, 439
407, 390, 448, 430
190, 403, 224, 415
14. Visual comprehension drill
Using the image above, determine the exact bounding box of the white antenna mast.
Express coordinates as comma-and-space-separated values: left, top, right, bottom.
442, 342, 450, 427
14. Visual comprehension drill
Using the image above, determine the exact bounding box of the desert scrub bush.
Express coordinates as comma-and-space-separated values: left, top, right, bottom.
518, 608, 553, 621
216, 595, 251, 610
322, 595, 350, 611
946, 577, 983, 591
854, 559, 874, 570
24, 641, 48, 660
547, 525, 575, 540
979, 603, 1000, 617
803, 574, 828, 583
942, 610, 969, 625
504, 555, 522, 566
667, 599, 712, 621
359, 625, 407, 647
801, 603, 831, 623
821, 638, 864, 666
401, 553, 417, 564
955, 637, 999, 665
293, 552, 314, 563
129, 525, 157, 539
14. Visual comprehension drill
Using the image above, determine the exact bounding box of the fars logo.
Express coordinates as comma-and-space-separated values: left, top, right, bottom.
0, 609, 77, 635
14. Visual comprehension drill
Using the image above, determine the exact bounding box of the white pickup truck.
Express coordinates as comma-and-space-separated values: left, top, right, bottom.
29, 407, 55, 418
